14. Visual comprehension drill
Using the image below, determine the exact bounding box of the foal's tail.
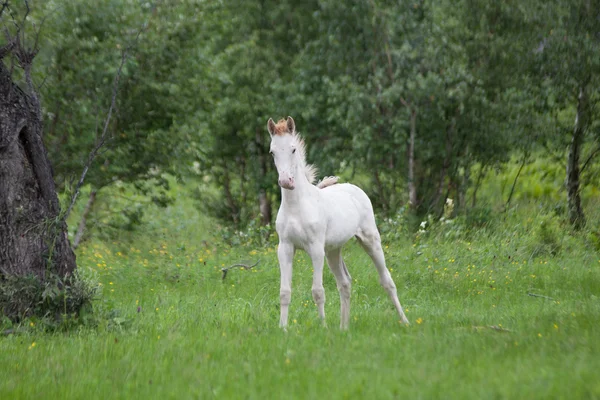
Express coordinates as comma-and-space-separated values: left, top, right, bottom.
316, 176, 339, 189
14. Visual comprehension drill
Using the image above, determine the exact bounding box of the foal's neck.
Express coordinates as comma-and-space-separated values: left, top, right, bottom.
281, 168, 315, 208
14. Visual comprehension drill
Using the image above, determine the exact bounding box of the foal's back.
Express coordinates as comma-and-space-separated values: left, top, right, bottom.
318, 183, 377, 248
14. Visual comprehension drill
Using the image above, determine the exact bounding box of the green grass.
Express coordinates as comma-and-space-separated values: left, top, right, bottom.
1, 195, 600, 399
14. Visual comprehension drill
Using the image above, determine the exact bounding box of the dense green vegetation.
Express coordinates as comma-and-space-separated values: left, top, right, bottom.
1, 0, 600, 398
8, 0, 596, 233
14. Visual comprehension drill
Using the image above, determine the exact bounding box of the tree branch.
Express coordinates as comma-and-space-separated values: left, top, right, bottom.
221, 260, 260, 280
527, 292, 555, 300
580, 143, 600, 174
0, 1, 9, 19
0, 39, 14, 59
472, 325, 512, 333
505, 152, 529, 210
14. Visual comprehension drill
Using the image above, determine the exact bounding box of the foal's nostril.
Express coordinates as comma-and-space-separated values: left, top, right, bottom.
278, 176, 295, 189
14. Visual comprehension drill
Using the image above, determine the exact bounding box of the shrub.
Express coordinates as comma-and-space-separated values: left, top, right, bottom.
529, 214, 563, 257
0, 272, 98, 324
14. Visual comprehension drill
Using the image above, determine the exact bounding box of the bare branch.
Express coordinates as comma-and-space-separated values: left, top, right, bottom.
580, 143, 600, 174
528, 293, 555, 301
0, 39, 15, 59
221, 260, 260, 280
505, 151, 529, 210
0, 1, 9, 19
472, 325, 512, 333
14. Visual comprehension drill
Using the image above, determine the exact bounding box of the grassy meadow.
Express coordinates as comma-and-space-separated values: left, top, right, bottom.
1, 190, 600, 399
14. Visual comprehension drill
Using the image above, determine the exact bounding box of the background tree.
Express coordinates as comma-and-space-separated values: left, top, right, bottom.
526, 0, 600, 228
0, 3, 77, 312
38, 0, 206, 244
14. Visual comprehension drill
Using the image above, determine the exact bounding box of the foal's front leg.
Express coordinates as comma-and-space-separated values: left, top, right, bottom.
278, 241, 294, 328
307, 245, 326, 325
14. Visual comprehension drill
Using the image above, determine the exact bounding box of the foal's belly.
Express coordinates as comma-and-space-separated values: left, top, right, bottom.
324, 216, 360, 249
322, 191, 362, 249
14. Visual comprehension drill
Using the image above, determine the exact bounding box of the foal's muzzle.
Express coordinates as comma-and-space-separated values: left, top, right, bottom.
278, 176, 295, 190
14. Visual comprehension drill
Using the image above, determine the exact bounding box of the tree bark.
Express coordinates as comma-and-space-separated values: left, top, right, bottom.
566, 86, 587, 229
258, 189, 271, 226
0, 59, 76, 279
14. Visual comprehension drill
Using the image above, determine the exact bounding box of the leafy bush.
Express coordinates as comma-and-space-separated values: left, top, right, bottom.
587, 229, 600, 252
378, 205, 413, 243
0, 272, 98, 325
217, 215, 276, 248
529, 214, 564, 257
465, 206, 494, 228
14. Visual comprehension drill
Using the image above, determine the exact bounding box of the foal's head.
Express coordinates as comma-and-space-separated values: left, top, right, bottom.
267, 116, 315, 190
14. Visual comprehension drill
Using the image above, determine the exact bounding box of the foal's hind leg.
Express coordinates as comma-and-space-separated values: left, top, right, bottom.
356, 230, 409, 325
326, 248, 352, 329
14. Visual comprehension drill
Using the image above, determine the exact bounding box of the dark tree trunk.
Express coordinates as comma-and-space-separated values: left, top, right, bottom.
566, 86, 587, 229
258, 190, 271, 226
0, 56, 76, 279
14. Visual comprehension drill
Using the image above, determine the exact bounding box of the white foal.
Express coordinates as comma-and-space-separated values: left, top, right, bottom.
267, 116, 409, 329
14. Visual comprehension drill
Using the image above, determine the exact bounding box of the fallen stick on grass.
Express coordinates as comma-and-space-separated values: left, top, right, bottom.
221, 260, 260, 280
472, 325, 512, 333
527, 293, 555, 300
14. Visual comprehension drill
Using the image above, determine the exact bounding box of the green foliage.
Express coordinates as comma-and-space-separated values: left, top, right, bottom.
464, 206, 495, 229
587, 229, 600, 253
8, 0, 598, 232
0, 272, 97, 324
530, 214, 564, 257
217, 216, 276, 248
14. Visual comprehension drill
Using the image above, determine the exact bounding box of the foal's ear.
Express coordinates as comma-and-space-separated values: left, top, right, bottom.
267, 118, 276, 136
286, 116, 295, 133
